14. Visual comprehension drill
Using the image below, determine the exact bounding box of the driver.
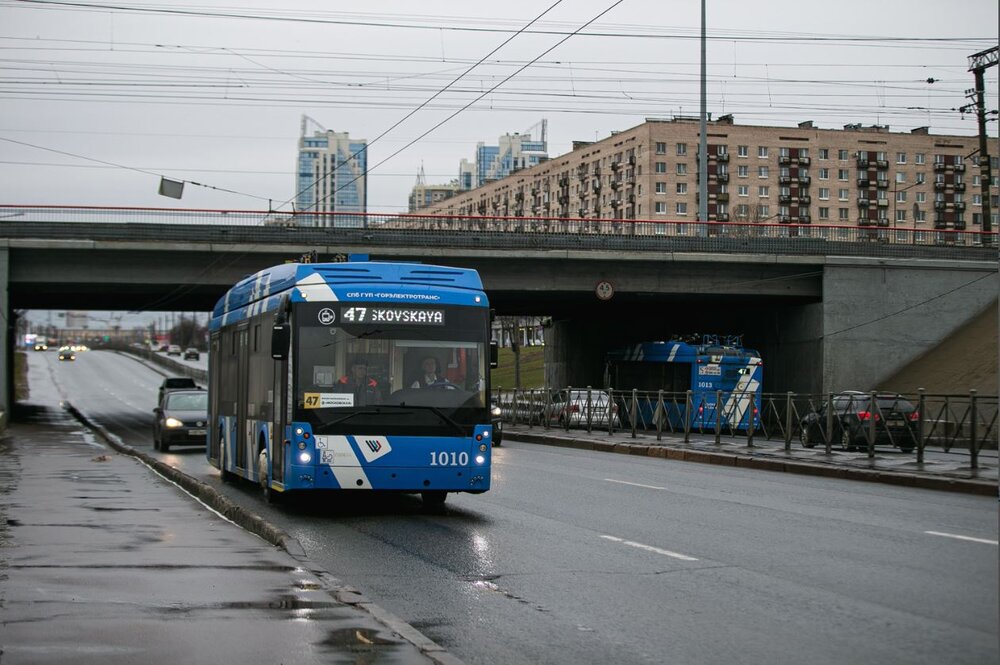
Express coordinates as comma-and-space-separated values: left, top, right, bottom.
411, 355, 447, 388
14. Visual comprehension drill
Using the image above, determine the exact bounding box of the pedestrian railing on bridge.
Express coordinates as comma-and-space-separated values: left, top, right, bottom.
1, 205, 995, 261
493, 387, 998, 469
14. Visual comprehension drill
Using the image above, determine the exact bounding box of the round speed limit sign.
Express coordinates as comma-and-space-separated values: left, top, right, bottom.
595, 280, 615, 301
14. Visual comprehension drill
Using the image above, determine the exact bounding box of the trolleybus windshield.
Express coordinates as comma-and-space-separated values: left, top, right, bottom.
293, 302, 488, 436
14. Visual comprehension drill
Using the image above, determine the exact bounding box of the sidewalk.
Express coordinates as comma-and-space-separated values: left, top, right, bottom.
503, 422, 998, 496
0, 402, 455, 665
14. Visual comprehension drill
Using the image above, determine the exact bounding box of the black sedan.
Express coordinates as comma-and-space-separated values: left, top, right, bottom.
152, 389, 209, 452
800, 391, 919, 453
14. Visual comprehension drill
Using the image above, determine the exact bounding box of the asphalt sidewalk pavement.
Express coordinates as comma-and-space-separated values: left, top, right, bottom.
503, 422, 998, 496
0, 399, 460, 665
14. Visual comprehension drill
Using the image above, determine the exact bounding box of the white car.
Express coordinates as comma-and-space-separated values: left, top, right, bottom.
547, 389, 621, 428
166, 345, 182, 356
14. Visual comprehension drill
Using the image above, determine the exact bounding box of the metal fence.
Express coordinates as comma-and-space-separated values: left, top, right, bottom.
1, 205, 995, 261
493, 387, 998, 469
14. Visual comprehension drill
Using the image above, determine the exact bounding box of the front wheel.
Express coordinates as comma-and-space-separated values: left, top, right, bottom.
799, 427, 816, 448
421, 491, 448, 506
841, 427, 857, 451
258, 448, 280, 504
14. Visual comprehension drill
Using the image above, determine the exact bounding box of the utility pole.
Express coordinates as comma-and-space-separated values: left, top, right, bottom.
965, 46, 998, 236
697, 0, 708, 233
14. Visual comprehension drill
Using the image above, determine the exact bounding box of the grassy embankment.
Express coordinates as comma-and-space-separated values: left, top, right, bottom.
490, 346, 545, 390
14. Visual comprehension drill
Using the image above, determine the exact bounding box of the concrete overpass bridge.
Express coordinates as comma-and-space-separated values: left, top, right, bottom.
1, 205, 995, 422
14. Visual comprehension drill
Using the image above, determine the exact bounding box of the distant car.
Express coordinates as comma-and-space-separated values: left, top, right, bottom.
800, 391, 919, 453
33, 342, 48, 351
70, 344, 88, 352
546, 388, 620, 428
152, 389, 209, 452
166, 344, 182, 356
57, 346, 75, 361
158, 344, 169, 352
491, 400, 503, 446
158, 376, 200, 404
183, 348, 200, 360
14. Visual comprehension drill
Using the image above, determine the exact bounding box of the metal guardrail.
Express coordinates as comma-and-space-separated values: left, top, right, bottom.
105, 343, 208, 384
1, 205, 995, 261
493, 387, 999, 468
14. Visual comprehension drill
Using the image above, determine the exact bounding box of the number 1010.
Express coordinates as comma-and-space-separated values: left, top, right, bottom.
429, 451, 469, 466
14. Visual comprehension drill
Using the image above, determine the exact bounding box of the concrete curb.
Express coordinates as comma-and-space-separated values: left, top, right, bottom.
509, 430, 998, 497
62, 401, 465, 665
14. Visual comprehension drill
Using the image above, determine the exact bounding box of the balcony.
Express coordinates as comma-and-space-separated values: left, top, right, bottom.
857, 218, 872, 226
875, 160, 889, 169
714, 173, 730, 183
715, 153, 730, 162
954, 182, 967, 192
798, 157, 811, 166
857, 178, 871, 188
876, 199, 889, 207
954, 163, 966, 172
955, 201, 967, 211
858, 199, 871, 207
934, 201, 949, 210
876, 219, 890, 227
857, 157, 870, 168
611, 161, 622, 171
954, 221, 967, 229
934, 220, 948, 229
875, 180, 890, 189
716, 213, 730, 222
933, 162, 949, 172
714, 193, 730, 202
611, 180, 621, 190
934, 181, 947, 190
799, 214, 812, 223
779, 155, 792, 165
779, 176, 792, 185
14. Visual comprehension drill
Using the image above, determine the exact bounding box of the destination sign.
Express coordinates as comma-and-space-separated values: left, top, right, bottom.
340, 306, 445, 326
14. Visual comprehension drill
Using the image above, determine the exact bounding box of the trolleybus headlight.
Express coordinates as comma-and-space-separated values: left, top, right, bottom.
295, 427, 304, 436
479, 444, 488, 452
475, 455, 486, 465
164, 417, 184, 428
299, 452, 312, 463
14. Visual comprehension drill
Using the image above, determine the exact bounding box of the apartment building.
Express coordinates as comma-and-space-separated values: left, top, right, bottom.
422, 116, 998, 234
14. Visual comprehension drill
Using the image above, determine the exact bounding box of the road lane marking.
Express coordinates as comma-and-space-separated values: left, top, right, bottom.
604, 478, 669, 491
924, 531, 998, 546
600, 535, 699, 561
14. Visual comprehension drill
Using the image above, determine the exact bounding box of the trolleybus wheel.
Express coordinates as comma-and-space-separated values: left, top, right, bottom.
219, 427, 236, 484
258, 440, 281, 504
421, 491, 447, 506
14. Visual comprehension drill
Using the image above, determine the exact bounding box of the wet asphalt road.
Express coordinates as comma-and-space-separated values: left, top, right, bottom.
34, 350, 999, 665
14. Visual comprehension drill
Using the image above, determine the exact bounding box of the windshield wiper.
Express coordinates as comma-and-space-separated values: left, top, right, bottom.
314, 407, 415, 432
398, 404, 466, 436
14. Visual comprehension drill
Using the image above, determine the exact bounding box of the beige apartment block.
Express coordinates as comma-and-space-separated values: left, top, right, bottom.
421, 116, 998, 237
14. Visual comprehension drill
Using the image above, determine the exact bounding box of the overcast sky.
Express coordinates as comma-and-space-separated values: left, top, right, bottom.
1, 0, 997, 216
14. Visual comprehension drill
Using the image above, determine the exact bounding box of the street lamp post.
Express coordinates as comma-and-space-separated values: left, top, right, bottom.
892, 179, 924, 243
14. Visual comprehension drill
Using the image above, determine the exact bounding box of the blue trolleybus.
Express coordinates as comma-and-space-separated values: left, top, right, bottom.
605, 335, 763, 431
207, 257, 495, 505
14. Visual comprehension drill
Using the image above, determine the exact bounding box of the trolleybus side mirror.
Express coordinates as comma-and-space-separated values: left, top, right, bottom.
489, 341, 499, 369
271, 323, 289, 360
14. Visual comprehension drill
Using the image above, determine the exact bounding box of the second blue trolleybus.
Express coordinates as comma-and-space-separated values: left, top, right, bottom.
606, 334, 763, 431
207, 257, 495, 505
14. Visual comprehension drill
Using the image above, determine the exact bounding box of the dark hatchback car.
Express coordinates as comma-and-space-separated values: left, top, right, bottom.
491, 400, 503, 446
152, 389, 209, 452
800, 391, 919, 452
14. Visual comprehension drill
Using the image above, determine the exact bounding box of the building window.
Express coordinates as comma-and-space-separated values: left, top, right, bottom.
915, 210, 926, 222
838, 188, 849, 200
757, 204, 769, 218
896, 152, 907, 164
779, 147, 790, 157
738, 185, 749, 197
895, 172, 906, 183
655, 142, 667, 154
915, 153, 925, 165
736, 204, 750, 218
839, 149, 849, 160
758, 146, 769, 158
916, 172, 926, 184
737, 165, 749, 178
676, 163, 687, 175
676, 143, 687, 156
655, 202, 667, 214
973, 194, 982, 205
819, 168, 830, 180
819, 188, 830, 200
758, 166, 769, 178
737, 145, 749, 158
896, 191, 907, 203
838, 168, 849, 181
896, 209, 907, 222
655, 181, 667, 194
758, 186, 770, 197
915, 192, 926, 203
819, 148, 830, 160
655, 162, 667, 173
839, 208, 850, 221
819, 207, 830, 220
717, 145, 728, 155
676, 202, 688, 215
676, 182, 688, 194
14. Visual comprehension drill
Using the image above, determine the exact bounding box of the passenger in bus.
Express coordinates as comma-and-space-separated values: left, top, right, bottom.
338, 357, 382, 405
411, 355, 446, 388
